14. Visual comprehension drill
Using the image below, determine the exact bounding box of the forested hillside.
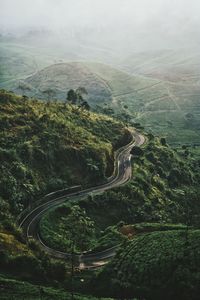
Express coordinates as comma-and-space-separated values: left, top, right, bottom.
0, 90, 130, 299
0, 90, 199, 300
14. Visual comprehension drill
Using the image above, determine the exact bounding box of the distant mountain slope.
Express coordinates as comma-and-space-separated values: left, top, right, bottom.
11, 60, 200, 144
120, 49, 200, 84
1, 41, 199, 144
0, 42, 57, 89
21, 62, 113, 104
16, 61, 159, 106
118, 49, 200, 144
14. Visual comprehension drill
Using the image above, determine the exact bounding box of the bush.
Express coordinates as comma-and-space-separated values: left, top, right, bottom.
94, 230, 200, 300
130, 146, 144, 156
160, 137, 167, 146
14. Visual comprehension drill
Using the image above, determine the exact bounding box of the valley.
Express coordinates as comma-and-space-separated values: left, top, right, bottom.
1, 90, 200, 299
0, 9, 200, 298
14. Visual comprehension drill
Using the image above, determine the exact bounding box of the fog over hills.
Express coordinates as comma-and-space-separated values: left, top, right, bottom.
1, 0, 200, 56
0, 0, 200, 144
1, 2, 200, 299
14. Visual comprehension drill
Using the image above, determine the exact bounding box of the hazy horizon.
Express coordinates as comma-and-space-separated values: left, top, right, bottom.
1, 0, 200, 53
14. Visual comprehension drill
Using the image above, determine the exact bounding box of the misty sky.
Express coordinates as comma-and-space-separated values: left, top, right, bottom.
0, 0, 200, 51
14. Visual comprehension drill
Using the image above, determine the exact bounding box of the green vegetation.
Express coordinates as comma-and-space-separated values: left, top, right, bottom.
78, 136, 200, 228
93, 230, 200, 300
0, 41, 55, 89
40, 135, 200, 255
0, 89, 129, 216
0, 274, 112, 300
0, 87, 200, 300
0, 89, 129, 298
66, 87, 90, 110
40, 205, 96, 253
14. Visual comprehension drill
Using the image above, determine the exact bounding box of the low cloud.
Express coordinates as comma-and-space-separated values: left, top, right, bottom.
0, 0, 199, 51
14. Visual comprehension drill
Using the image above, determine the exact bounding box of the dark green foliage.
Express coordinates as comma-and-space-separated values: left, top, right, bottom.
78, 137, 200, 228
0, 90, 126, 217
0, 197, 13, 228
66, 89, 78, 104
81, 100, 90, 111
0, 275, 108, 299
130, 146, 144, 156
0, 89, 128, 294
0, 88, 200, 299
94, 230, 200, 300
40, 205, 95, 253
66, 87, 89, 108
160, 137, 167, 146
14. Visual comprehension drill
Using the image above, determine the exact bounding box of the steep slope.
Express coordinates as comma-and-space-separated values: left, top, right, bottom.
18, 61, 159, 107
41, 135, 200, 254
0, 89, 130, 295
0, 89, 129, 217
0, 90, 200, 299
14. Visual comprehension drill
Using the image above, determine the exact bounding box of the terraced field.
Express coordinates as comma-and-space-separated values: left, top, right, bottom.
0, 42, 58, 89
86, 61, 200, 144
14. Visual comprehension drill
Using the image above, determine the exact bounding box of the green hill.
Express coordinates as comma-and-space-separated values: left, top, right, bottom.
20, 62, 113, 105
10, 59, 200, 145
94, 230, 200, 300
119, 49, 200, 145
0, 89, 129, 296
0, 90, 200, 300
120, 49, 200, 84
0, 41, 57, 89
0, 89, 129, 217
40, 135, 200, 254
1, 41, 200, 145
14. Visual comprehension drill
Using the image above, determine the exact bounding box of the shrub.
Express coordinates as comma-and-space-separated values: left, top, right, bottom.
130, 146, 144, 156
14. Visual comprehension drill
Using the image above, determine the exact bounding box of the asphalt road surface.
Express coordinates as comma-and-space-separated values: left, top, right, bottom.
19, 130, 145, 269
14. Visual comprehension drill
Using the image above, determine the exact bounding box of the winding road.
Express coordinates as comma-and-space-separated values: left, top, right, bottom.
19, 130, 145, 269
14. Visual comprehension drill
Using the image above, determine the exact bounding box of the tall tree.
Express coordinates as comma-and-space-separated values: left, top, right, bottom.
66, 89, 78, 104
80, 100, 90, 111
42, 89, 56, 101
76, 87, 88, 104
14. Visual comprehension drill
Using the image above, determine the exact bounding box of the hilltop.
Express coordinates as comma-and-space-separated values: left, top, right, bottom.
19, 62, 112, 104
